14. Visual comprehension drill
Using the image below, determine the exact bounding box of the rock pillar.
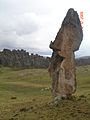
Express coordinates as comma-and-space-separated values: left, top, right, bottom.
49, 8, 83, 100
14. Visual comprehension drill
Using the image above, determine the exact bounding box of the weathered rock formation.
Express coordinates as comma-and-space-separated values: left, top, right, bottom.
0, 48, 89, 69
49, 8, 83, 101
0, 49, 50, 68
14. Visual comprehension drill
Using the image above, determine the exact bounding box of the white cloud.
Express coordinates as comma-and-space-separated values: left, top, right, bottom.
0, 0, 90, 57
0, 31, 18, 49
15, 13, 40, 36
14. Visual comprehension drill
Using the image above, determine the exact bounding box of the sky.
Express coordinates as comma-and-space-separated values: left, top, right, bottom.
0, 0, 90, 57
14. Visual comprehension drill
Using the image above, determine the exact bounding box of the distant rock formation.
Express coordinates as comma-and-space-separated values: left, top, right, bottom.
0, 49, 50, 68
49, 8, 83, 101
0, 49, 89, 69
76, 56, 90, 66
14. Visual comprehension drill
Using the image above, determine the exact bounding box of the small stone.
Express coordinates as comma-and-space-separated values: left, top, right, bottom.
11, 96, 17, 99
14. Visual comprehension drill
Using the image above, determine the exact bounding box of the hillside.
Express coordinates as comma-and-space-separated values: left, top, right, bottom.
76, 56, 90, 66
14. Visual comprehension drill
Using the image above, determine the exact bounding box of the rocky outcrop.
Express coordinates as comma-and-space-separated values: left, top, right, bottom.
49, 8, 83, 101
0, 49, 50, 68
76, 56, 90, 66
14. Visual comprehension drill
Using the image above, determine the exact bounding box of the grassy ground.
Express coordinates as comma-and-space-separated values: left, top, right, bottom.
0, 66, 90, 120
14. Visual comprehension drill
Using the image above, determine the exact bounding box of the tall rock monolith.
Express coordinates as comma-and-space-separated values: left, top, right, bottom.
49, 8, 83, 101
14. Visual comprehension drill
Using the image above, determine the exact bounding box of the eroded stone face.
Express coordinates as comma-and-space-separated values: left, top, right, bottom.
49, 8, 83, 100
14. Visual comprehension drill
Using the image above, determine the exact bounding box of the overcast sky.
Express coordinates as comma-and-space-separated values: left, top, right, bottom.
0, 0, 90, 57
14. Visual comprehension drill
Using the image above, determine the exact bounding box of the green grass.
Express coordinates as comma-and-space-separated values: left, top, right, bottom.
0, 66, 90, 120
76, 66, 90, 96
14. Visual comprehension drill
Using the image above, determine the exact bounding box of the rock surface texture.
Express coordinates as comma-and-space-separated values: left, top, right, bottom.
49, 8, 83, 100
